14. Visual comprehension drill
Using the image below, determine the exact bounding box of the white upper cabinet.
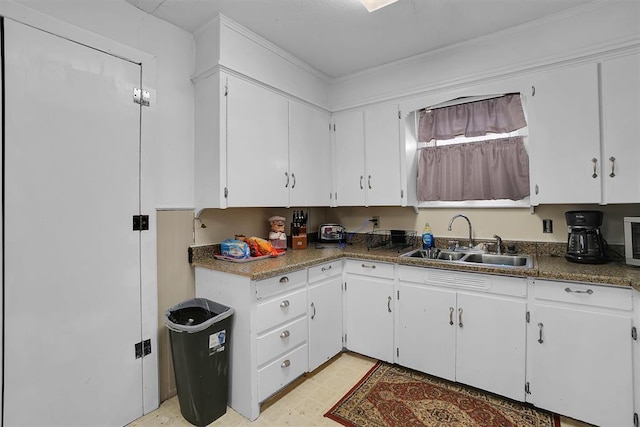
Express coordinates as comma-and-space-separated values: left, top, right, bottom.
333, 104, 402, 206
288, 102, 332, 207
600, 52, 640, 204
226, 74, 290, 207
527, 62, 601, 205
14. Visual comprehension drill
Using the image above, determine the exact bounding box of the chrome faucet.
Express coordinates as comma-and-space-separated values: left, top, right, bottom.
493, 234, 503, 255
447, 214, 473, 248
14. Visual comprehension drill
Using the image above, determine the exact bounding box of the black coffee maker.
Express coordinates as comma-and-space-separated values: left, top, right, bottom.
565, 210, 609, 264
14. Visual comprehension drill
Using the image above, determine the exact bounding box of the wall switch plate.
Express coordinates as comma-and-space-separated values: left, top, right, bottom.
543, 219, 553, 233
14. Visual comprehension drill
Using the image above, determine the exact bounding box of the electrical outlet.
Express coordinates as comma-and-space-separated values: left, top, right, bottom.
372, 216, 380, 229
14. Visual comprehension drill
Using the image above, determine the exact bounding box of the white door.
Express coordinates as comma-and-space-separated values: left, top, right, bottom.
396, 283, 456, 381
600, 52, 640, 204
527, 63, 600, 204
308, 278, 343, 371
226, 74, 289, 207
4, 20, 144, 426
289, 101, 332, 207
334, 111, 365, 206
530, 304, 633, 427
364, 103, 401, 206
455, 292, 526, 401
345, 276, 393, 362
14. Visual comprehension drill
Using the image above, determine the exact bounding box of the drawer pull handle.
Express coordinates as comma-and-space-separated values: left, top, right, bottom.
449, 307, 454, 326
538, 322, 544, 344
281, 359, 291, 368
609, 156, 616, 178
321, 265, 332, 272
280, 330, 290, 339
368, 174, 372, 189
361, 263, 376, 269
279, 276, 289, 284
564, 287, 593, 295
458, 307, 463, 328
387, 296, 392, 313
592, 158, 598, 179
360, 175, 364, 190
285, 172, 289, 188
311, 302, 316, 320
280, 300, 290, 308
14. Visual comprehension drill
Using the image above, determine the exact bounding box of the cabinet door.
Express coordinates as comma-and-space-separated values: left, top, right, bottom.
364, 103, 402, 205
344, 275, 394, 362
226, 75, 289, 207
601, 53, 640, 203
529, 304, 633, 427
396, 283, 456, 381
455, 293, 526, 401
289, 102, 332, 207
308, 277, 343, 371
334, 111, 366, 205
527, 63, 601, 204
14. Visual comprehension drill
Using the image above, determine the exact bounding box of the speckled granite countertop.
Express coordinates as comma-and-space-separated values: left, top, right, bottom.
191, 243, 640, 291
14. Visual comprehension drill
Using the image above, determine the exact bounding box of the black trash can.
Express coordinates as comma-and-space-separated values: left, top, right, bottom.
164, 298, 234, 426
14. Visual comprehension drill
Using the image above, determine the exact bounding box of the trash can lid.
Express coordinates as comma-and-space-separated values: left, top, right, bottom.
164, 297, 234, 333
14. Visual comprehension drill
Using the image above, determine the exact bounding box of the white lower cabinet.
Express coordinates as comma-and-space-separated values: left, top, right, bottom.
527, 279, 635, 427
308, 260, 344, 371
344, 260, 395, 363
396, 266, 527, 401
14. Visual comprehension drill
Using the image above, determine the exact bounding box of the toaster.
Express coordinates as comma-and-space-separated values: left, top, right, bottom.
318, 224, 345, 242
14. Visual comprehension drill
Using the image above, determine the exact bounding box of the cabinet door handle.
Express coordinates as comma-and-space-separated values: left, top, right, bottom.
609, 156, 616, 178
291, 173, 296, 189
279, 276, 289, 284
458, 308, 463, 327
321, 265, 332, 272
564, 287, 593, 295
359, 175, 364, 190
387, 296, 392, 313
280, 300, 290, 308
361, 263, 376, 269
311, 302, 316, 320
449, 307, 454, 325
285, 172, 290, 188
280, 330, 290, 339
368, 175, 372, 189
592, 158, 598, 179
538, 322, 544, 344
281, 359, 291, 368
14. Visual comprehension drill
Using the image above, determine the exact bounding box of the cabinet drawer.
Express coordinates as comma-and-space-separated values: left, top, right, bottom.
308, 260, 342, 283
257, 288, 307, 332
257, 317, 308, 366
345, 259, 394, 279
258, 344, 308, 402
532, 279, 632, 310
256, 269, 306, 299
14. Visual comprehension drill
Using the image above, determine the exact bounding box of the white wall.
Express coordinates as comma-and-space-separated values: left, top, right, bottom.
6, 0, 196, 209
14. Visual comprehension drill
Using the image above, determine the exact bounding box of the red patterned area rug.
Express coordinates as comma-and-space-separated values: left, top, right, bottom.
325, 362, 560, 427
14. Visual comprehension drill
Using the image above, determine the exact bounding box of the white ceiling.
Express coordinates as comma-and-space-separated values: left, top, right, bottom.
123, 0, 593, 78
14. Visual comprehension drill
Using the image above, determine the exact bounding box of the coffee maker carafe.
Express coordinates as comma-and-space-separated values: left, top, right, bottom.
565, 210, 609, 264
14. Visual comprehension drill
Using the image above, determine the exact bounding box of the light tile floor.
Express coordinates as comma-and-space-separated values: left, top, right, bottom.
129, 352, 593, 427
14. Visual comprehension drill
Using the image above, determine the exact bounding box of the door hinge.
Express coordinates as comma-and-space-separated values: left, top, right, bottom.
525, 382, 531, 395
224, 187, 228, 198
526, 311, 530, 323
634, 412, 639, 427
632, 326, 637, 340
132, 215, 149, 231
135, 339, 152, 359
133, 87, 150, 107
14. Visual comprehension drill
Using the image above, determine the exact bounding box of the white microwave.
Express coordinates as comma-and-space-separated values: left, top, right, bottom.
624, 217, 640, 266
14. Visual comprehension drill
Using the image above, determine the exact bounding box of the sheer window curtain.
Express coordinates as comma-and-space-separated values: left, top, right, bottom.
416, 94, 530, 202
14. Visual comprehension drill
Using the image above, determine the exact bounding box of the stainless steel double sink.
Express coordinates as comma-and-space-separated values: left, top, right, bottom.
400, 248, 534, 268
